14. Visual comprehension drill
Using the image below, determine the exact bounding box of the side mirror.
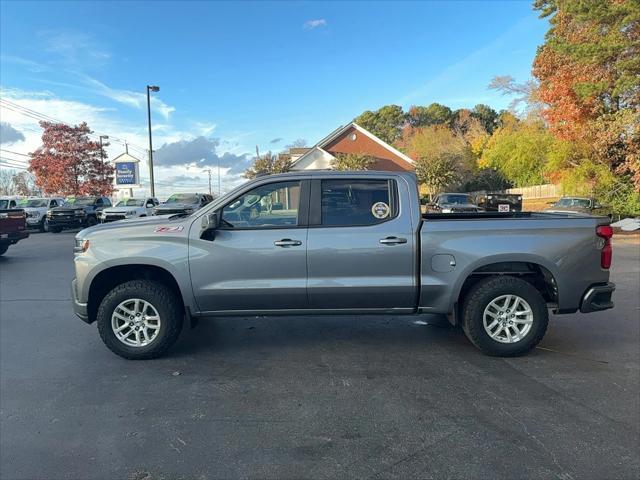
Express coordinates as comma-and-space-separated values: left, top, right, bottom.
202, 211, 221, 230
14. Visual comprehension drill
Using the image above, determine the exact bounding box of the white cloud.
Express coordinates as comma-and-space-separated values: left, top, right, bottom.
304, 19, 327, 30
39, 30, 111, 67
80, 75, 176, 120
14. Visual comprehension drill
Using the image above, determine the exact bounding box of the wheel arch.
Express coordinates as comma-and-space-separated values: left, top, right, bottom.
449, 255, 560, 325
87, 264, 186, 324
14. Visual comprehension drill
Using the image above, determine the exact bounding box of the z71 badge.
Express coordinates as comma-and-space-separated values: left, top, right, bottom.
154, 225, 184, 233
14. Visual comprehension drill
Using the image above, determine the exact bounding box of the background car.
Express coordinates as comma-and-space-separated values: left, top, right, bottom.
427, 193, 482, 213
47, 196, 112, 232
153, 193, 213, 216
19, 197, 65, 232
474, 191, 523, 212
100, 197, 159, 223
544, 197, 611, 217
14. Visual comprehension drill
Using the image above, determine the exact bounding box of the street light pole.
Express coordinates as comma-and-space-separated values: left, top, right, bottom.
99, 135, 109, 184
146, 85, 160, 197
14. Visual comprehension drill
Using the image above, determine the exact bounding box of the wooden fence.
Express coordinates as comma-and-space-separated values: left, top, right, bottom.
506, 184, 563, 199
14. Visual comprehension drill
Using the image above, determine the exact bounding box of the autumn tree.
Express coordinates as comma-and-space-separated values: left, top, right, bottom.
354, 105, 406, 144
405, 125, 474, 196
532, 0, 640, 191
244, 151, 292, 179
331, 153, 376, 171
29, 122, 114, 196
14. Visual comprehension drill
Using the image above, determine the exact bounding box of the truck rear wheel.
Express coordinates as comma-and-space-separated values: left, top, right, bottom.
461, 276, 548, 356
96, 280, 183, 360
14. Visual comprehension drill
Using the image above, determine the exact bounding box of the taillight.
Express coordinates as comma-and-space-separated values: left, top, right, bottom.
596, 225, 613, 269
7, 210, 25, 219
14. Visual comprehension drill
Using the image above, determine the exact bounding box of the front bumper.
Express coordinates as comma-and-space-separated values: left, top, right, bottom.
48, 217, 86, 228
580, 282, 615, 313
71, 278, 90, 323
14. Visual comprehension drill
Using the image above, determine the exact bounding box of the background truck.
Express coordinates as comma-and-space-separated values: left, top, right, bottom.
71, 171, 615, 360
0, 204, 29, 256
47, 196, 112, 232
19, 197, 65, 232
99, 197, 159, 223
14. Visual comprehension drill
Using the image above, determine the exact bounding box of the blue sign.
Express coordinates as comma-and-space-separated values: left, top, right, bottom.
115, 162, 137, 185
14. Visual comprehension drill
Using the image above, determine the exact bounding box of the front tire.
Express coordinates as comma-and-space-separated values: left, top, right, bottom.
0, 245, 8, 256
50, 226, 62, 233
39, 217, 49, 233
461, 276, 548, 357
97, 280, 184, 360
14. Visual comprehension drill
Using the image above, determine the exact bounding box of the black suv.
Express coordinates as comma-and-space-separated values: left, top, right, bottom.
47, 196, 112, 233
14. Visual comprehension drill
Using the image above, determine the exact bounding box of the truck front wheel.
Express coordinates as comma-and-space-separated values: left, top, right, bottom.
96, 280, 184, 360
461, 276, 548, 357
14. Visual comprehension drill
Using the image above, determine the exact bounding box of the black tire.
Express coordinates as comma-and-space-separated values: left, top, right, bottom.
0, 245, 8, 256
461, 276, 548, 357
39, 217, 49, 233
86, 216, 98, 227
50, 226, 62, 233
97, 280, 184, 360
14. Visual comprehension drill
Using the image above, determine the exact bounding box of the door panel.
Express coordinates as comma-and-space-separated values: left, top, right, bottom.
306, 178, 416, 310
189, 180, 309, 313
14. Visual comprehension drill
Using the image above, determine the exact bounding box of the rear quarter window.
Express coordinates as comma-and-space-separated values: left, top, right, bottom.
320, 179, 396, 227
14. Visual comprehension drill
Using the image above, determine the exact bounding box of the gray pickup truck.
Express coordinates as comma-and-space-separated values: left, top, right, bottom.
71, 171, 615, 360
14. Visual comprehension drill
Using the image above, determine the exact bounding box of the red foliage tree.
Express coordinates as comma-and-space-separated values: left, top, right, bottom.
29, 122, 114, 196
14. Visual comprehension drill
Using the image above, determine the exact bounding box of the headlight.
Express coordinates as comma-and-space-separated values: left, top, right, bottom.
74, 238, 90, 254
75, 209, 85, 216
47, 210, 53, 217
441, 208, 452, 213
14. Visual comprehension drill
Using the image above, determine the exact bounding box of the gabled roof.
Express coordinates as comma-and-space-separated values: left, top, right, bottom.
111, 152, 142, 163
291, 122, 414, 168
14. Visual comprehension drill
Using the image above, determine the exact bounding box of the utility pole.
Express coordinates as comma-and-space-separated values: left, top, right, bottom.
146, 85, 160, 197
203, 169, 212, 195
99, 135, 109, 185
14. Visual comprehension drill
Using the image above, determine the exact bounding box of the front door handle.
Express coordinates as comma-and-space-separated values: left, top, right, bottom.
379, 236, 407, 245
274, 239, 302, 247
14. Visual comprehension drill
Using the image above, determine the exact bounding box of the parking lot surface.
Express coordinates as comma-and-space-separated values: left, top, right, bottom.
1, 231, 639, 480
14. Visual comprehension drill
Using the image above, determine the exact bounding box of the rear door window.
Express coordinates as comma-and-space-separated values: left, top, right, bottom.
320, 179, 395, 226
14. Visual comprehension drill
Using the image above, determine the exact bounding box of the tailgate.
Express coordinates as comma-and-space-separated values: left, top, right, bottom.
0, 209, 27, 236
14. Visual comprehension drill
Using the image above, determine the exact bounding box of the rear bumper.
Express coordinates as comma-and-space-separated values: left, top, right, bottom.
580, 282, 615, 313
71, 278, 91, 323
0, 230, 29, 245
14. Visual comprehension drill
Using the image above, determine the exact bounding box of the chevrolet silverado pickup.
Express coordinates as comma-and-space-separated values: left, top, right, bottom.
71, 171, 615, 360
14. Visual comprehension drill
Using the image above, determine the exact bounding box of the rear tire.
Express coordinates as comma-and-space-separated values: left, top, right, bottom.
461, 276, 548, 357
97, 280, 184, 360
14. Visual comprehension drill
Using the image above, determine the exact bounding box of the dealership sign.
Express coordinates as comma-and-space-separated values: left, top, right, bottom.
112, 152, 142, 188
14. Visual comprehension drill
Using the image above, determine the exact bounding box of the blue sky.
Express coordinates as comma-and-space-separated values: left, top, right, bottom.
0, 1, 548, 196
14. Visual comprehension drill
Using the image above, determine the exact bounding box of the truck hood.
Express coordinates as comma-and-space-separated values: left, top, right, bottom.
102, 206, 144, 214
155, 203, 198, 211
78, 214, 189, 237
22, 207, 46, 214
544, 207, 588, 215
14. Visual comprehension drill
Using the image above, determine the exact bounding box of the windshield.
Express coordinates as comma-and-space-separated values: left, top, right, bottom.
440, 194, 472, 205
556, 198, 591, 208
19, 199, 48, 208
63, 197, 95, 207
116, 199, 145, 207
165, 194, 198, 204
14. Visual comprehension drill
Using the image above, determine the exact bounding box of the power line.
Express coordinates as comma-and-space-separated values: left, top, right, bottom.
0, 98, 149, 154
0, 149, 30, 157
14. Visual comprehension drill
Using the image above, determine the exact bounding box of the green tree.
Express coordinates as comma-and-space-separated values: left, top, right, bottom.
244, 151, 292, 179
331, 153, 376, 171
479, 120, 559, 187
354, 105, 406, 144
407, 103, 453, 128
406, 125, 475, 196
471, 104, 499, 134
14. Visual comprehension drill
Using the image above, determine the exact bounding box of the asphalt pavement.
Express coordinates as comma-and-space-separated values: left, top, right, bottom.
1, 231, 639, 480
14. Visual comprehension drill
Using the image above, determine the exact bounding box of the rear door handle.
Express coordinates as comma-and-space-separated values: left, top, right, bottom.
274, 239, 302, 247
379, 236, 407, 245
